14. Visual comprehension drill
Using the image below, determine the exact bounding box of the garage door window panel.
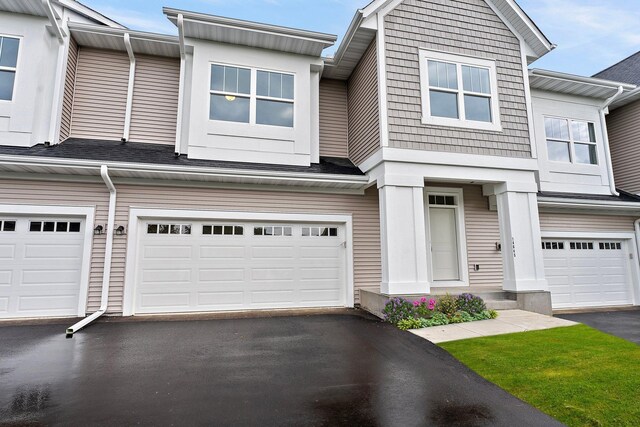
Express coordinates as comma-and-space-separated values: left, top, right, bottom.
29, 221, 81, 233
570, 242, 594, 250
542, 241, 564, 250
147, 224, 191, 235
302, 227, 338, 237
0, 220, 15, 232
254, 226, 292, 237
203, 225, 244, 236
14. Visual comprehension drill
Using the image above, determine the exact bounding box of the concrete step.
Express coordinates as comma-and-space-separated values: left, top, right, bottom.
486, 300, 519, 310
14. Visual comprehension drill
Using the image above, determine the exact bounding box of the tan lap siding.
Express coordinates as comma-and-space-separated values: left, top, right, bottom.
70, 48, 130, 141
60, 37, 79, 141
607, 100, 640, 194
128, 55, 180, 145
384, 0, 531, 157
347, 39, 380, 165
461, 185, 503, 286
539, 212, 636, 232
319, 79, 349, 158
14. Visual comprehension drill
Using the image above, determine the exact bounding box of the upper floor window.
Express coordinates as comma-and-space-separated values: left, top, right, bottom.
0, 36, 19, 101
419, 50, 501, 132
544, 117, 597, 165
209, 64, 294, 128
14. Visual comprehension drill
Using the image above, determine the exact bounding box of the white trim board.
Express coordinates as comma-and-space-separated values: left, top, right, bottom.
122, 208, 355, 316
0, 204, 96, 317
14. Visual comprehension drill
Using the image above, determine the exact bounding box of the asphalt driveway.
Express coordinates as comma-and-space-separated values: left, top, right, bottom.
558, 310, 640, 344
0, 312, 562, 426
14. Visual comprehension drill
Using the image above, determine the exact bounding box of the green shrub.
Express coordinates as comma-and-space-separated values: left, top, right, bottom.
435, 294, 458, 318
456, 293, 487, 315
397, 318, 423, 331
382, 298, 416, 325
423, 312, 450, 327
472, 310, 499, 321
450, 310, 474, 324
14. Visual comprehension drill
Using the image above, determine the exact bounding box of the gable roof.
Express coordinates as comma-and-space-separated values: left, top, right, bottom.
323, 0, 553, 80
594, 51, 640, 86
529, 69, 635, 100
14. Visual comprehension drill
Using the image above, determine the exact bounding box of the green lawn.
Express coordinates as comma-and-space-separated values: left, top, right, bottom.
440, 325, 640, 427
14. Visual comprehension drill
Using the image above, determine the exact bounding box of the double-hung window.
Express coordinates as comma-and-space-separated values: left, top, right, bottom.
419, 50, 501, 131
544, 117, 597, 165
209, 64, 294, 128
0, 36, 19, 101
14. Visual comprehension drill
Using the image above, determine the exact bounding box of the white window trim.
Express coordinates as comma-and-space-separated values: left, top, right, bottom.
543, 115, 598, 166
424, 187, 470, 288
123, 209, 354, 316
208, 62, 295, 128
418, 49, 502, 132
0, 34, 21, 103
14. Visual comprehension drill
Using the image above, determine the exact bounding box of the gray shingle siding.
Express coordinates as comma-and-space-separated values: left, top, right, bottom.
384, 0, 532, 157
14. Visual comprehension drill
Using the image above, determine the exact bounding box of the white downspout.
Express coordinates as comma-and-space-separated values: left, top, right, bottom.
175, 14, 186, 155
123, 33, 136, 142
66, 165, 116, 335
600, 86, 624, 197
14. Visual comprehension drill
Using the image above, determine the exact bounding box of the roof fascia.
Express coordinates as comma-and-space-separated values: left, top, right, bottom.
55, 0, 125, 28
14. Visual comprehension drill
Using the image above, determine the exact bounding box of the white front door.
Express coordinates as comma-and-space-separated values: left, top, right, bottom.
134, 220, 347, 314
429, 207, 460, 282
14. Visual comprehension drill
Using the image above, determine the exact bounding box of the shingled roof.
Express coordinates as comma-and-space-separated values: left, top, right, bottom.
594, 51, 640, 86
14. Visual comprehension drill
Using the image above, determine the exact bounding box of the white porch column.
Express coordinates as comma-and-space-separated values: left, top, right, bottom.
378, 176, 429, 295
485, 182, 548, 292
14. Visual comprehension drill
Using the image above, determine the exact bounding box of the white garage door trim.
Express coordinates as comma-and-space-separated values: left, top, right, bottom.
542, 231, 640, 308
0, 204, 95, 317
123, 208, 354, 316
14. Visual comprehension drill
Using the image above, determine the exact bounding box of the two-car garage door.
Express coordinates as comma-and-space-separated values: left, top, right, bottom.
133, 220, 347, 314
543, 238, 635, 309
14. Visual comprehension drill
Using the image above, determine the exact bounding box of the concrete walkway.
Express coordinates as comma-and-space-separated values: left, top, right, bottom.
410, 310, 577, 343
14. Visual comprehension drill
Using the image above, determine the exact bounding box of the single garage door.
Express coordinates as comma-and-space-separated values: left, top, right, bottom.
543, 239, 635, 309
0, 217, 85, 318
134, 220, 347, 314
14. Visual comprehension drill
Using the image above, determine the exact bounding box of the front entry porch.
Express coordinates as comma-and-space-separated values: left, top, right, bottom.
368, 159, 550, 313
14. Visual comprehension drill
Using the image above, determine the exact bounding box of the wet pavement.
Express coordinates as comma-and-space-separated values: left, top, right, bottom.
0, 312, 562, 426
558, 309, 640, 344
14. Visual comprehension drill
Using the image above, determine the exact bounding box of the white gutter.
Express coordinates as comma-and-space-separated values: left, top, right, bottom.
0, 154, 369, 186
175, 14, 186, 155
537, 197, 640, 212
122, 33, 136, 142
599, 86, 624, 196
66, 165, 116, 335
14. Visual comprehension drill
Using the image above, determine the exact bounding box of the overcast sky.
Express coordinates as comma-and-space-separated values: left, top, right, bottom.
82, 0, 640, 77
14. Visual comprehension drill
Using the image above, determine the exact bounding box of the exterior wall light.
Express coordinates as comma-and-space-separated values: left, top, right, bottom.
115, 225, 127, 236
495, 242, 502, 251
93, 225, 104, 235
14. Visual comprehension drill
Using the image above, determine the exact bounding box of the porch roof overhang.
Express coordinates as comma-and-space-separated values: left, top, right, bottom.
538, 191, 640, 215
529, 69, 636, 99
0, 157, 369, 192
68, 23, 181, 58
163, 7, 337, 57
